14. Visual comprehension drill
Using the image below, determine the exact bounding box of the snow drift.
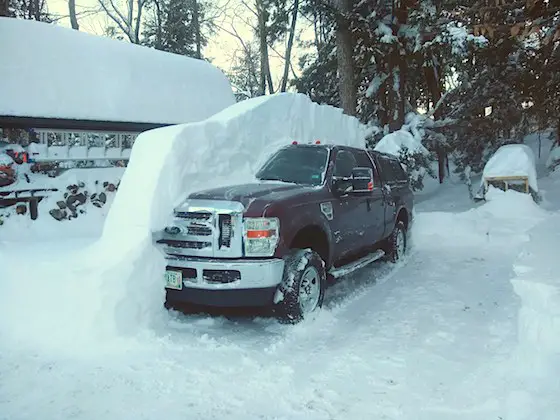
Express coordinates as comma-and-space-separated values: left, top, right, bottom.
482, 144, 538, 192
0, 18, 235, 124
1, 93, 366, 350
413, 188, 547, 250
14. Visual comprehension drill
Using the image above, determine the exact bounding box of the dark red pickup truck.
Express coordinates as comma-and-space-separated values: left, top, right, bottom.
155, 143, 414, 322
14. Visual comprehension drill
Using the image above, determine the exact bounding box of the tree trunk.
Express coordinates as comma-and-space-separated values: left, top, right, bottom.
280, 0, 299, 92
69, 0, 79, 29
257, 0, 267, 95
557, 117, 560, 147
193, 0, 202, 59
334, 0, 356, 115
424, 52, 446, 183
0, 0, 9, 16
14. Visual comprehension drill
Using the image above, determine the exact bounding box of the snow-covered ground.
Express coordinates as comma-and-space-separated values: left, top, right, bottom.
2, 174, 560, 419
1, 127, 559, 419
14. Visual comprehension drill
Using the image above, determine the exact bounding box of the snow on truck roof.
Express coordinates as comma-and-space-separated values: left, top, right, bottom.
483, 144, 538, 191
0, 18, 235, 126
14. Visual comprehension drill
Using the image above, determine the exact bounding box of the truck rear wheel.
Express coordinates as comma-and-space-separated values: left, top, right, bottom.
386, 221, 407, 263
274, 249, 326, 324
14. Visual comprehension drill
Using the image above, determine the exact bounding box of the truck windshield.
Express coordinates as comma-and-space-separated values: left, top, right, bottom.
256, 146, 329, 186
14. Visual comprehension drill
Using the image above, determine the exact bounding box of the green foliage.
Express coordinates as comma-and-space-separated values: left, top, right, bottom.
397, 147, 436, 192
143, 0, 206, 57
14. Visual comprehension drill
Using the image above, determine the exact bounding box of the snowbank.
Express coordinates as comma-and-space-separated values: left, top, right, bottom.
482, 144, 538, 192
0, 18, 235, 124
413, 188, 547, 250
505, 213, 560, 419
103, 92, 367, 238
374, 129, 429, 157
0, 168, 124, 240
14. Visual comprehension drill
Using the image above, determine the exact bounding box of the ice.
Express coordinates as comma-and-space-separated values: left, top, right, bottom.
482, 144, 538, 192
0, 17, 235, 124
374, 129, 429, 156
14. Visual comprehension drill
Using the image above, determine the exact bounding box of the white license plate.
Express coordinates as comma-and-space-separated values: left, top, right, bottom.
165, 270, 183, 290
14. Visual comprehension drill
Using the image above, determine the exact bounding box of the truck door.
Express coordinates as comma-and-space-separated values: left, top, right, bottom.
349, 149, 386, 246
330, 149, 365, 261
375, 155, 404, 237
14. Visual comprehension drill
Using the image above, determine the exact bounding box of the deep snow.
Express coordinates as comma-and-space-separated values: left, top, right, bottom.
1, 184, 560, 419
482, 144, 539, 192
0, 18, 235, 124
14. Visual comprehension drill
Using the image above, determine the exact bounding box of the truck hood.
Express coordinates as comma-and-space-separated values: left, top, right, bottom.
187, 182, 320, 213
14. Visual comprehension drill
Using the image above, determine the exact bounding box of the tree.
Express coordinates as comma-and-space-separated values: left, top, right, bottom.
334, 0, 355, 115
68, 0, 79, 29
227, 41, 262, 100
97, 0, 148, 43
143, 0, 207, 57
1, 0, 8, 16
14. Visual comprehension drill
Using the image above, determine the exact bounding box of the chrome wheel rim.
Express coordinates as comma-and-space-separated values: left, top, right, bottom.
299, 266, 321, 315
396, 229, 406, 258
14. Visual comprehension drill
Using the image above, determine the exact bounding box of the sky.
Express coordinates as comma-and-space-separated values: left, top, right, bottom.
45, 0, 314, 89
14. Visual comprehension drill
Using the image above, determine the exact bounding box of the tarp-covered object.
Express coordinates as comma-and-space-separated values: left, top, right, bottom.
482, 144, 538, 192
0, 18, 235, 125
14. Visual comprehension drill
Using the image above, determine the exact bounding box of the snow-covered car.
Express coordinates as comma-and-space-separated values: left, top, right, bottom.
476, 144, 538, 200
155, 143, 414, 323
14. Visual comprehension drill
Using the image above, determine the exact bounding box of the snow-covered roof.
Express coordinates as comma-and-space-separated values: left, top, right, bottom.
373, 129, 429, 156
483, 144, 538, 191
0, 18, 235, 125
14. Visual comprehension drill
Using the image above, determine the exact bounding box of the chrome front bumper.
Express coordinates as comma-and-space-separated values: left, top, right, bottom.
165, 256, 285, 290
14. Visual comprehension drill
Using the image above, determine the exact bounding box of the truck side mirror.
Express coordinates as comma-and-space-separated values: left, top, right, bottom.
351, 167, 374, 192
333, 177, 353, 195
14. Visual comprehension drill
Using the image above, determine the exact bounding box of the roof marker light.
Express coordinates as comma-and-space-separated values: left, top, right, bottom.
292, 141, 298, 145
315, 140, 321, 144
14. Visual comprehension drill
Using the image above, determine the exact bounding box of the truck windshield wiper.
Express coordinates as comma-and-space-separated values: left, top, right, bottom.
258, 177, 294, 183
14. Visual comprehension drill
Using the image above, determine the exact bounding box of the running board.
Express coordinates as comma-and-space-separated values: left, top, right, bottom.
329, 249, 386, 279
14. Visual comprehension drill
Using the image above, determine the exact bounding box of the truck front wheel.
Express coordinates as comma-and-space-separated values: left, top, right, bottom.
274, 249, 326, 324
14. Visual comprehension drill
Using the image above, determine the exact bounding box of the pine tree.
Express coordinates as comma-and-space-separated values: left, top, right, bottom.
143, 0, 206, 58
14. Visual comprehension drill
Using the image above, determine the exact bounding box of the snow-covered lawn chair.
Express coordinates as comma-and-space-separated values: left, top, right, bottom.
477, 144, 539, 201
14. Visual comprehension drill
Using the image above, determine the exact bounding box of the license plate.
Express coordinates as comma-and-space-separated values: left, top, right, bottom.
165, 270, 183, 290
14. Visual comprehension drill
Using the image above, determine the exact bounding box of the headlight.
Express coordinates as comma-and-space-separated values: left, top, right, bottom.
243, 217, 280, 257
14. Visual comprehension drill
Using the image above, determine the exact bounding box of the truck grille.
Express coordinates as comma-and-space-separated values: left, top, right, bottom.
156, 200, 244, 259
187, 225, 212, 236
176, 211, 212, 221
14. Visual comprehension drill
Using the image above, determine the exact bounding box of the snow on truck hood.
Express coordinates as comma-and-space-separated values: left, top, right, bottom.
0, 18, 235, 124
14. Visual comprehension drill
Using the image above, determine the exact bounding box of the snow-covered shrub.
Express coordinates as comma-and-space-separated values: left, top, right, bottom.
397, 147, 436, 191
374, 128, 435, 191
546, 145, 560, 173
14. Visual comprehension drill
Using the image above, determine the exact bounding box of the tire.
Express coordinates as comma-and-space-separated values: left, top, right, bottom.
386, 221, 407, 263
274, 249, 327, 324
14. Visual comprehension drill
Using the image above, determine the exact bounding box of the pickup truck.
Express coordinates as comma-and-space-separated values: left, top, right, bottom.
155, 142, 414, 322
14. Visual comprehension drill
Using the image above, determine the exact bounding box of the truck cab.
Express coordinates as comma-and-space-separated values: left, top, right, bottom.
155, 143, 413, 322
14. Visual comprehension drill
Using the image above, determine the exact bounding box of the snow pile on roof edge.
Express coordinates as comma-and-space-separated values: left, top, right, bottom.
0, 18, 235, 124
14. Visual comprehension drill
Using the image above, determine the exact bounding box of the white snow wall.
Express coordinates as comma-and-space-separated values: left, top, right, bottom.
103, 93, 367, 239
0, 18, 235, 124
